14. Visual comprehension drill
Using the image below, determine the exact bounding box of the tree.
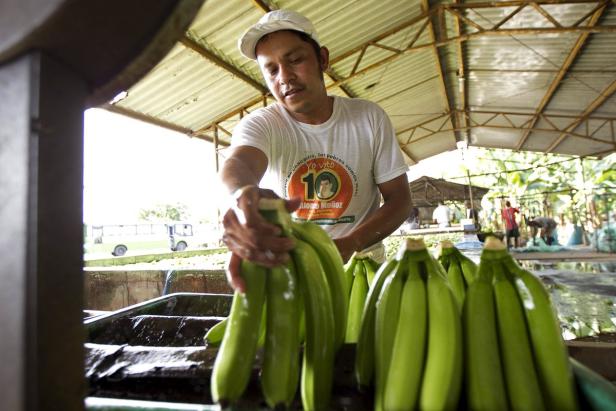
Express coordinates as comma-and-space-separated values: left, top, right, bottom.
139, 203, 189, 222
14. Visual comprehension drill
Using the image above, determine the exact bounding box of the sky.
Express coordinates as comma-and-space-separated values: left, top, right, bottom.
83, 108, 227, 225
83, 108, 469, 225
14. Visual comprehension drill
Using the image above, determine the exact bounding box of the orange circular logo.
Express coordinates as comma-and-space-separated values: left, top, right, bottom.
287, 156, 353, 222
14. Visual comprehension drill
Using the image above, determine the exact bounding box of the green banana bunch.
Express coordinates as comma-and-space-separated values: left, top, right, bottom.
345, 259, 368, 343
210, 199, 304, 408
293, 238, 336, 411
354, 257, 398, 389
463, 236, 579, 411
369, 238, 463, 411
464, 256, 509, 411
291, 221, 348, 350
261, 261, 301, 409
210, 259, 266, 406
203, 316, 228, 347
502, 250, 578, 410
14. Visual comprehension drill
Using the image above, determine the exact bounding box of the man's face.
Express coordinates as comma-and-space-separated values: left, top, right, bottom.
320, 179, 330, 192
255, 31, 328, 121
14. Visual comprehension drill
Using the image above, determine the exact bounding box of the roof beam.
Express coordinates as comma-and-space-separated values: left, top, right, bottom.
469, 68, 616, 74
446, 0, 608, 9
399, 109, 616, 148
421, 0, 458, 145
102, 103, 190, 135
400, 145, 419, 164
251, 0, 270, 13
101, 103, 231, 146
515, 1, 609, 150
179, 36, 268, 94
546, 78, 616, 152
454, 0, 468, 143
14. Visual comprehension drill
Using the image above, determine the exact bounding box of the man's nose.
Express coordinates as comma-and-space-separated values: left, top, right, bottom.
278, 64, 295, 84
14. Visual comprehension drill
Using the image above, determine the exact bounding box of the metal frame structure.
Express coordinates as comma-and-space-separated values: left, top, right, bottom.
101, 0, 616, 161
163, 0, 616, 151
398, 109, 616, 155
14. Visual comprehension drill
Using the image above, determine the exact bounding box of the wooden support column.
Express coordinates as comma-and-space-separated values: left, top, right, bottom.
0, 52, 86, 411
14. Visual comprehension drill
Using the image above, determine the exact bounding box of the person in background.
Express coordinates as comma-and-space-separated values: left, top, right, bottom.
432, 201, 451, 228
501, 200, 520, 248
220, 10, 411, 291
407, 206, 420, 229
464, 199, 480, 230
528, 216, 558, 245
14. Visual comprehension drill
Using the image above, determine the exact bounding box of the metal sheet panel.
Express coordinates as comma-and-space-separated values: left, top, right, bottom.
105, 0, 616, 161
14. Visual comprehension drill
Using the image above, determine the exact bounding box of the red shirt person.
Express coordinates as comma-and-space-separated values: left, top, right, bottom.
501, 201, 520, 248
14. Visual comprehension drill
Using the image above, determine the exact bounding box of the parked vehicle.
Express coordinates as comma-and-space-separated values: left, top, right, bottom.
84, 222, 215, 256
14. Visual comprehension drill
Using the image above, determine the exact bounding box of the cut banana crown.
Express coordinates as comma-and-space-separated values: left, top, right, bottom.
405, 238, 426, 251
484, 236, 506, 250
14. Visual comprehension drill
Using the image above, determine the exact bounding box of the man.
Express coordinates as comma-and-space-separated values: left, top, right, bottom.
528, 216, 558, 246
432, 201, 451, 228
501, 200, 520, 248
317, 173, 336, 200
220, 10, 411, 291
464, 199, 480, 231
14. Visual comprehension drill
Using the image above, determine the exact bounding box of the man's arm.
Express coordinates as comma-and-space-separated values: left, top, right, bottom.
334, 173, 411, 262
220, 146, 296, 291
220, 145, 268, 193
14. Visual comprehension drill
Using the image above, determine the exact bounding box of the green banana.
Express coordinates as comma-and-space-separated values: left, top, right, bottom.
293, 238, 335, 411
438, 240, 454, 271
419, 256, 463, 411
345, 260, 368, 344
492, 259, 545, 411
374, 256, 406, 411
363, 258, 378, 287
210, 259, 266, 405
292, 221, 348, 350
343, 257, 357, 298
439, 240, 478, 285
354, 257, 398, 389
459, 253, 478, 285
383, 257, 427, 411
261, 262, 301, 409
203, 316, 228, 347
447, 254, 466, 312
504, 255, 578, 411
464, 261, 508, 411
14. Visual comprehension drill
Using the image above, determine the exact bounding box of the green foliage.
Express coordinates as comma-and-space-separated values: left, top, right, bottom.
139, 203, 189, 222
451, 149, 616, 231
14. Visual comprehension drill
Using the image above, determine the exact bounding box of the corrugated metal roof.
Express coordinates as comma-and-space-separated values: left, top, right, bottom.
104, 0, 616, 162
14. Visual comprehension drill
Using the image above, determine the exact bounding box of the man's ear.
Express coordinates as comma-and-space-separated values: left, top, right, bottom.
319, 46, 330, 71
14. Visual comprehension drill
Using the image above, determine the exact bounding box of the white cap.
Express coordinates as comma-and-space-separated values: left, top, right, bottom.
238, 9, 320, 60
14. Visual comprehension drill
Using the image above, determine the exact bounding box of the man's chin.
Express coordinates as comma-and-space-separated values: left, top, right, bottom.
281, 101, 311, 115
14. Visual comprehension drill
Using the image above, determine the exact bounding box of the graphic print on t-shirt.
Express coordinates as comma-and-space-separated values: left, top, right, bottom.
286, 153, 357, 225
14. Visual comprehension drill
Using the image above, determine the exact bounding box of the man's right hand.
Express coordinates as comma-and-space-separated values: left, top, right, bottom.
221, 185, 299, 292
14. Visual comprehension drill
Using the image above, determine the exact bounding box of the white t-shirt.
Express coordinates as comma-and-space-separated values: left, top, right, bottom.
432, 205, 451, 227
231, 96, 408, 239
